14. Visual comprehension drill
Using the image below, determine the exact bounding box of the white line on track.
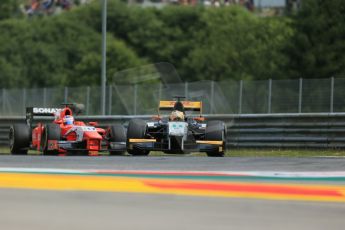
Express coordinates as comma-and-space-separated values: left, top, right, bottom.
1, 167, 345, 178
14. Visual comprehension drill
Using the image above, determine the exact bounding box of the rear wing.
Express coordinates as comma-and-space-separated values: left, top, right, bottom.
26, 107, 60, 126
159, 101, 202, 112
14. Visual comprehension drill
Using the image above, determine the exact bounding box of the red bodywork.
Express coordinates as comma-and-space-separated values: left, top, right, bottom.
31, 107, 106, 154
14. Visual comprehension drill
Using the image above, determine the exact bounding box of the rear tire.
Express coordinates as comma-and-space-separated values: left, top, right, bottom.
205, 120, 226, 157
41, 124, 61, 156
127, 119, 150, 156
108, 124, 126, 156
9, 124, 30, 155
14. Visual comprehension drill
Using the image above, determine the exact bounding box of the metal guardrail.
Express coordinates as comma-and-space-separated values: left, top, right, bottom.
1, 113, 345, 148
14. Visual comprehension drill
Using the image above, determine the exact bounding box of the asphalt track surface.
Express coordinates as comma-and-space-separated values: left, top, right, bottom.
1, 155, 345, 171
1, 155, 345, 230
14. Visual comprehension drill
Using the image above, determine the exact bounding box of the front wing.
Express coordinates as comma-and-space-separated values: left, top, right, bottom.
47, 140, 126, 152
127, 139, 224, 153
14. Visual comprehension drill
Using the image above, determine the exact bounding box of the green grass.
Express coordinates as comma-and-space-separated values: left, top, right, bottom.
1, 148, 345, 157
148, 149, 345, 157
225, 149, 345, 157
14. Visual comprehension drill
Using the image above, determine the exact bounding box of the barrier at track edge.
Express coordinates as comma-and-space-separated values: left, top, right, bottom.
1, 113, 345, 148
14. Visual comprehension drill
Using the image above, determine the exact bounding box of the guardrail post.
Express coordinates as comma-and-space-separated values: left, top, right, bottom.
330, 77, 334, 113
64, 87, 68, 103
298, 78, 303, 113
86, 86, 90, 115
238, 80, 243, 114
108, 85, 112, 115
268, 79, 272, 113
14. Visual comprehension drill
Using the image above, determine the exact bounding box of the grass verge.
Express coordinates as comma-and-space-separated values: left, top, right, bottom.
148, 149, 345, 157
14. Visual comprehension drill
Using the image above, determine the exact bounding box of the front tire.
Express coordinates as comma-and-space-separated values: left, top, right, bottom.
108, 124, 126, 156
41, 124, 61, 155
127, 119, 150, 156
9, 124, 31, 155
205, 120, 226, 157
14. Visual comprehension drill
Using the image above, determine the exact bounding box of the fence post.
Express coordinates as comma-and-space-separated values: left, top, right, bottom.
330, 77, 334, 113
268, 79, 272, 113
158, 83, 162, 101
134, 84, 137, 115
2, 89, 5, 113
86, 86, 90, 115
108, 85, 112, 115
298, 78, 303, 113
22, 88, 26, 115
64, 87, 68, 103
238, 80, 243, 114
184, 82, 188, 100
210, 81, 215, 114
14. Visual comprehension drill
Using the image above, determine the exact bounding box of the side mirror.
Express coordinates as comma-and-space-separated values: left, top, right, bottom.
193, 117, 205, 122
88, 121, 98, 127
55, 120, 62, 124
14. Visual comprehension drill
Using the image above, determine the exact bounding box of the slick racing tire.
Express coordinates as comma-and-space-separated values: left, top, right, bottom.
205, 120, 226, 157
127, 119, 150, 156
9, 124, 31, 155
108, 124, 126, 156
41, 123, 61, 156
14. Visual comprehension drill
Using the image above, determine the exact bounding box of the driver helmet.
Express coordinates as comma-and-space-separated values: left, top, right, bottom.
63, 115, 74, 125
169, 110, 185, 121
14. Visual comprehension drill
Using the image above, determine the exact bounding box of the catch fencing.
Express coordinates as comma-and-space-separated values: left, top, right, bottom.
0, 77, 344, 116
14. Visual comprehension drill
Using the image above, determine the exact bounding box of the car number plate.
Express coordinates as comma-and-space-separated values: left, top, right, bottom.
168, 122, 188, 136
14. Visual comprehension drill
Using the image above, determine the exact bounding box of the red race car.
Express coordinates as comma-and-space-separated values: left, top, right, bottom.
9, 103, 126, 156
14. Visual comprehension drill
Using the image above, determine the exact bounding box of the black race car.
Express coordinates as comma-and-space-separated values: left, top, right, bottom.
126, 97, 226, 157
